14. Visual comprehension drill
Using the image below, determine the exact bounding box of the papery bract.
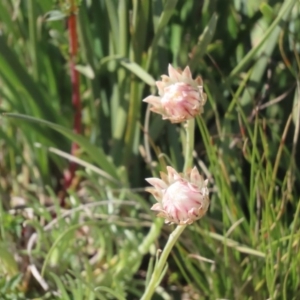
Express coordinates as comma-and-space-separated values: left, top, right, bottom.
146, 166, 210, 225
143, 64, 207, 123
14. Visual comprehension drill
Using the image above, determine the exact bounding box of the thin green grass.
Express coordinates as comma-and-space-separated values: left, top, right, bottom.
0, 0, 300, 299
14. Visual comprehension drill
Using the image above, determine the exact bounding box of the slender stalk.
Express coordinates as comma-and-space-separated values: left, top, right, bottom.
64, 0, 81, 192
141, 225, 186, 300
141, 117, 195, 299
183, 118, 195, 172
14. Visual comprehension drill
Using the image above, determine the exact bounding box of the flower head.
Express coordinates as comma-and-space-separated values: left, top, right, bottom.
146, 166, 210, 225
143, 64, 207, 123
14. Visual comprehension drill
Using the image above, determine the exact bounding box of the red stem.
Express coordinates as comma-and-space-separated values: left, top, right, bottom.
64, 3, 81, 192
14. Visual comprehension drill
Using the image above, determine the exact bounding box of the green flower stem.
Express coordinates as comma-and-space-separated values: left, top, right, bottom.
141, 224, 187, 300
183, 118, 195, 172
141, 118, 195, 299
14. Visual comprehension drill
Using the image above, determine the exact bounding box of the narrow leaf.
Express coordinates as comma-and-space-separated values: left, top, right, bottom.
3, 113, 119, 179
188, 13, 218, 72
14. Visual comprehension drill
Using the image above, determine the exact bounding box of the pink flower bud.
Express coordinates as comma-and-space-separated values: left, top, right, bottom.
143, 64, 207, 123
146, 166, 210, 225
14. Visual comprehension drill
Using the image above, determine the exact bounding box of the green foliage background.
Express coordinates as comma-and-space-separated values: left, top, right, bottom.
0, 0, 300, 299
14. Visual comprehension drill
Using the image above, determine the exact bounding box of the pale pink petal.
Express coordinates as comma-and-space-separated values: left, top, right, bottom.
143, 95, 161, 105
145, 178, 167, 189
195, 75, 203, 86
142, 64, 207, 123
146, 188, 162, 201
161, 75, 170, 82
156, 81, 165, 95
166, 166, 180, 182
156, 81, 163, 88
145, 166, 210, 224
151, 202, 163, 211
159, 171, 168, 184
150, 106, 164, 115
190, 167, 202, 185
202, 188, 209, 198
168, 64, 181, 81
157, 211, 168, 218
182, 66, 192, 79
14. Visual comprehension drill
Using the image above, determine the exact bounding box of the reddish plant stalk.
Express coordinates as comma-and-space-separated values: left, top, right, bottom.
64, 2, 81, 191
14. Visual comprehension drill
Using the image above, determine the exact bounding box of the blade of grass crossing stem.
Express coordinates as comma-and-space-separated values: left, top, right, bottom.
100, 55, 155, 86
3, 113, 119, 179
119, 59, 155, 86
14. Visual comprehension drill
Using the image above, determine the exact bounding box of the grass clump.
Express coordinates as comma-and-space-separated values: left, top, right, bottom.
0, 0, 300, 299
